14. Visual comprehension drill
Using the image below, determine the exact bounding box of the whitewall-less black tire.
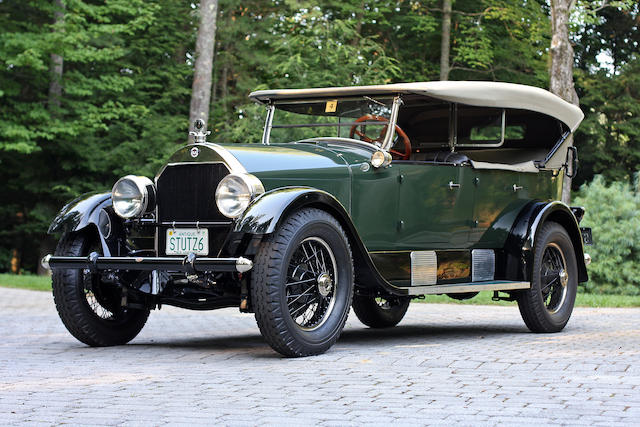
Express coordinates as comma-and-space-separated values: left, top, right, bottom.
52, 231, 149, 346
517, 222, 578, 333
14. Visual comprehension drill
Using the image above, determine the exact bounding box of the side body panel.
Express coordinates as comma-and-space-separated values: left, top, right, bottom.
394, 162, 474, 249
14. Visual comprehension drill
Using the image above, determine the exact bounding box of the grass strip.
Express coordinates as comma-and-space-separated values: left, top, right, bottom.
1, 274, 639, 307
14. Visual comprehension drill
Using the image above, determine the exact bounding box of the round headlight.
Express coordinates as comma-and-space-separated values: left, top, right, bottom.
112, 175, 155, 219
215, 173, 265, 219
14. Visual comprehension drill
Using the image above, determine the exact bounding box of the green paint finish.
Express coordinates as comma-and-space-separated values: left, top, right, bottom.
471, 169, 527, 248
349, 163, 399, 251
395, 163, 474, 249
164, 140, 563, 255
471, 169, 560, 248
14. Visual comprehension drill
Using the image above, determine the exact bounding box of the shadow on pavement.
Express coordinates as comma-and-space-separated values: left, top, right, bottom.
116, 323, 528, 358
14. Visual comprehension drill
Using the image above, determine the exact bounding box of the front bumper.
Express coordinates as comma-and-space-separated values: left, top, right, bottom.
42, 253, 253, 274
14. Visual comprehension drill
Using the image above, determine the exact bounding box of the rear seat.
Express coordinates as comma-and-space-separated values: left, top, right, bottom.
410, 151, 470, 165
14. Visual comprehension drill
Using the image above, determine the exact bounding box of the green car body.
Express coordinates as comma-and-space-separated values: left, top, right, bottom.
45, 82, 592, 356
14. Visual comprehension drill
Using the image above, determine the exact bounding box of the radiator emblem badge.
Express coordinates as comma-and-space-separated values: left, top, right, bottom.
190, 147, 200, 158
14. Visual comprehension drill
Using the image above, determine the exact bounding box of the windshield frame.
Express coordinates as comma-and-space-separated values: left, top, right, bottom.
260, 95, 403, 152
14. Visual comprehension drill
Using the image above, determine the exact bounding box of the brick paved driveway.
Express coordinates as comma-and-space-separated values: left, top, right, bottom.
0, 287, 638, 426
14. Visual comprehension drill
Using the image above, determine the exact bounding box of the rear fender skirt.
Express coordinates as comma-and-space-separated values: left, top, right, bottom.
48, 192, 122, 256
504, 201, 588, 283
234, 187, 403, 294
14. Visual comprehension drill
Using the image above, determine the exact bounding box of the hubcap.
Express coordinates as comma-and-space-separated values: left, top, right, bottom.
559, 269, 568, 287
317, 273, 333, 297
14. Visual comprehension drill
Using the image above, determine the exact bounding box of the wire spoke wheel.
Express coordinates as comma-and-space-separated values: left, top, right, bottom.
540, 243, 568, 314
251, 208, 354, 357
80, 243, 123, 322
286, 237, 338, 331
516, 222, 578, 333
51, 232, 150, 347
81, 269, 116, 321
352, 293, 410, 328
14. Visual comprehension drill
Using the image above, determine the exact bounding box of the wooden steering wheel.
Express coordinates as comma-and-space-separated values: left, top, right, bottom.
349, 115, 411, 160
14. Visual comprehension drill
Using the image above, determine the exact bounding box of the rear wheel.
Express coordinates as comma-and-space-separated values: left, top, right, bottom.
52, 231, 150, 346
352, 294, 410, 328
517, 222, 578, 333
251, 208, 354, 357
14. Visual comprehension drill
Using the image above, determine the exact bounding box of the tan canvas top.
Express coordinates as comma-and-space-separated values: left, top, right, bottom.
249, 81, 584, 132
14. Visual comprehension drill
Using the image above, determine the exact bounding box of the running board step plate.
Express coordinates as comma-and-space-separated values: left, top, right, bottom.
400, 280, 530, 296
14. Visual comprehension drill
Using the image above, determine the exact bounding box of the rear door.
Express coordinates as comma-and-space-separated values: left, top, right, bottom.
470, 169, 529, 247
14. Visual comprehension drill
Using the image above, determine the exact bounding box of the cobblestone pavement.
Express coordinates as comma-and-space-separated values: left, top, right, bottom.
0, 287, 638, 426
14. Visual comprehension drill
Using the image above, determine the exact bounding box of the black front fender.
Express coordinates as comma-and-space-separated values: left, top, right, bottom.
233, 186, 406, 295
234, 187, 349, 235
48, 192, 121, 256
505, 201, 588, 283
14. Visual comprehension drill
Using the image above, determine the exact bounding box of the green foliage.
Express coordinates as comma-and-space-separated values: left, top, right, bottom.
574, 59, 640, 187
0, 0, 194, 271
0, 0, 638, 274
573, 175, 640, 295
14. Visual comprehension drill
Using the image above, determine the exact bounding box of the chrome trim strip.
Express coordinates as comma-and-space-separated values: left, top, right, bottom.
456, 109, 506, 148
262, 104, 275, 145
200, 144, 247, 173
406, 281, 530, 296
160, 221, 232, 227
380, 96, 403, 152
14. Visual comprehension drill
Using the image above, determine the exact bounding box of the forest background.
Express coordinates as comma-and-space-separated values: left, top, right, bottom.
1, 0, 638, 294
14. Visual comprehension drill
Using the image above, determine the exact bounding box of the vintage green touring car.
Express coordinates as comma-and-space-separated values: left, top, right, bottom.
44, 81, 592, 357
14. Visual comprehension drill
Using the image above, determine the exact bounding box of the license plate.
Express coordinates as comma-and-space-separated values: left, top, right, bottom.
580, 227, 593, 246
166, 228, 209, 255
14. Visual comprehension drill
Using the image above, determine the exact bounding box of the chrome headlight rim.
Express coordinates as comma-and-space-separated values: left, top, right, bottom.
215, 173, 265, 219
111, 175, 155, 219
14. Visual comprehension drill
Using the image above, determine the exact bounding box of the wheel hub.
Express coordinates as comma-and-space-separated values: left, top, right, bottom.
559, 269, 568, 287
317, 273, 333, 297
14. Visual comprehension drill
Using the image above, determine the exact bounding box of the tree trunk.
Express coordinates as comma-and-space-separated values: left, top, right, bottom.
189, 0, 219, 137
439, 0, 452, 81
48, 0, 65, 110
549, 0, 579, 203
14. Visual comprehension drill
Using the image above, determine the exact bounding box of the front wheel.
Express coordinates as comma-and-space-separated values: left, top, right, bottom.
517, 222, 578, 333
251, 208, 354, 357
352, 294, 410, 328
52, 231, 150, 346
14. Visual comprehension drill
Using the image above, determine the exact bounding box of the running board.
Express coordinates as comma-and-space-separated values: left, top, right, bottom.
399, 280, 530, 296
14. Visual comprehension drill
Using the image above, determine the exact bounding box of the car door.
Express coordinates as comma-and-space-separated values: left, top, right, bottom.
349, 162, 400, 251
470, 169, 530, 248
395, 162, 474, 249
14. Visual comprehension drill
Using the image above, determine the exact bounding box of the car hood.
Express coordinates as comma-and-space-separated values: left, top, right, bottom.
163, 141, 374, 176
220, 143, 352, 174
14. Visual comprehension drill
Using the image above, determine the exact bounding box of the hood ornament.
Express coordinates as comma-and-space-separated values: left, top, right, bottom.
189, 119, 211, 144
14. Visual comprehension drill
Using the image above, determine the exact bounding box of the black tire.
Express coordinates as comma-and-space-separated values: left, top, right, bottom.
52, 231, 150, 346
251, 208, 354, 357
517, 222, 578, 333
352, 294, 410, 328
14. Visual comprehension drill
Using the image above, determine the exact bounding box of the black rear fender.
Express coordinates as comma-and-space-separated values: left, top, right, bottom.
504, 201, 588, 283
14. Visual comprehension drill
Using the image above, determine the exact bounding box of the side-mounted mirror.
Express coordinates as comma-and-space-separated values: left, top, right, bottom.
565, 146, 578, 178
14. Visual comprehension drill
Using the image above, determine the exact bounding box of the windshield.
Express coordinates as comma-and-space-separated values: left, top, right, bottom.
267, 96, 395, 145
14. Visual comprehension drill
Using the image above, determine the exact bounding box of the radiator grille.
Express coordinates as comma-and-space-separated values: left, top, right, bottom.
156, 163, 230, 222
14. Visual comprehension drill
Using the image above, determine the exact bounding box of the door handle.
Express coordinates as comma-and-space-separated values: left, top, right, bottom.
513, 184, 523, 192
448, 181, 461, 190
